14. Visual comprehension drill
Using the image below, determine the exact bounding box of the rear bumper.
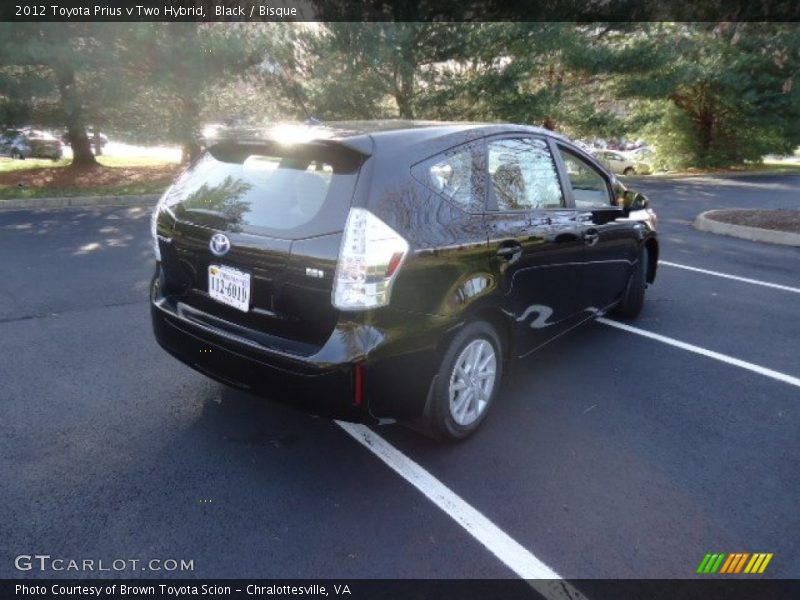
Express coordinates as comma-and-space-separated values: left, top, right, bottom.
151, 270, 446, 423
152, 299, 373, 422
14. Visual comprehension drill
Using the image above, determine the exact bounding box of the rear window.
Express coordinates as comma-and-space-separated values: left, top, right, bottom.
165, 143, 362, 238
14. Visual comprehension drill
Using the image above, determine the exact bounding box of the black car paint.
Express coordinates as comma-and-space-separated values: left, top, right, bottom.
151, 122, 658, 425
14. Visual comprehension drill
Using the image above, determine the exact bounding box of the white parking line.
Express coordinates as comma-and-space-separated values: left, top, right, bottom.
597, 318, 800, 389
335, 421, 584, 600
659, 260, 800, 294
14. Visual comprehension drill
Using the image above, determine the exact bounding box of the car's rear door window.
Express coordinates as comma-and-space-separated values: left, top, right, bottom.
412, 141, 486, 213
487, 138, 564, 210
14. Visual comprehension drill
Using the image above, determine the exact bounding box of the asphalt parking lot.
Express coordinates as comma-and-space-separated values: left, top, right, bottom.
1, 173, 798, 585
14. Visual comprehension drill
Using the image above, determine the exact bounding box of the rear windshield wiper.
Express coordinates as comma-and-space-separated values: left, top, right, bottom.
182, 208, 231, 221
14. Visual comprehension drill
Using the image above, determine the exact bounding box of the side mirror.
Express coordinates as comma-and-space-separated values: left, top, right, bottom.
622, 189, 649, 212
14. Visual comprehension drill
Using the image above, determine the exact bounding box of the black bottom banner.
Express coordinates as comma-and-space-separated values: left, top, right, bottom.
3, 579, 800, 600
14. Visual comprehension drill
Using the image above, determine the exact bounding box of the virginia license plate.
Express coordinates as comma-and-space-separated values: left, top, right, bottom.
208, 264, 251, 312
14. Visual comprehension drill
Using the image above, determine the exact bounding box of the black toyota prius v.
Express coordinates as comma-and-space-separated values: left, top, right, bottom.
151, 121, 658, 441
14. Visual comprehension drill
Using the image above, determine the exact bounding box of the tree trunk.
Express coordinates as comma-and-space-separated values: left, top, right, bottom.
697, 112, 714, 159
174, 23, 203, 164
179, 96, 202, 164
181, 141, 202, 164
394, 67, 416, 119
54, 61, 96, 167
695, 88, 716, 166
395, 91, 414, 119
394, 33, 416, 119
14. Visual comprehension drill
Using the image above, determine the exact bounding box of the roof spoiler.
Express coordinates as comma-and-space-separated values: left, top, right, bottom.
203, 124, 374, 159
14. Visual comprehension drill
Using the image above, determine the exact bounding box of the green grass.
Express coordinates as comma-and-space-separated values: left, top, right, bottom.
95, 155, 178, 168
0, 154, 178, 200
0, 154, 176, 173
738, 160, 800, 171
652, 161, 800, 178
0, 181, 171, 200
0, 158, 71, 172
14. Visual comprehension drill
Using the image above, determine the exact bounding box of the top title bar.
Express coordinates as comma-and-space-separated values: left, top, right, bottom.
2, 0, 800, 22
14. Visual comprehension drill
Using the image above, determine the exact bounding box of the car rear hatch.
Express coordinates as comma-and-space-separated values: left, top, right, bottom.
157, 139, 367, 353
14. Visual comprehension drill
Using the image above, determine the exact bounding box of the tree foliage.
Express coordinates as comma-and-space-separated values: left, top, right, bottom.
0, 22, 798, 169
108, 23, 262, 161
0, 23, 130, 165
583, 23, 800, 167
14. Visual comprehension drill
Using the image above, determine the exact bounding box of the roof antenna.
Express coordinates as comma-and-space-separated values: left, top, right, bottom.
279, 73, 314, 124
261, 59, 319, 125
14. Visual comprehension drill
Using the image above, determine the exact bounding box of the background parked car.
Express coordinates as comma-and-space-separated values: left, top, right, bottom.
594, 149, 652, 175
626, 147, 656, 173
0, 128, 63, 160
88, 129, 108, 155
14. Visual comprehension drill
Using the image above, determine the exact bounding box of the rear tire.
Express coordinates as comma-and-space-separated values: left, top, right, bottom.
612, 246, 648, 319
623, 166, 635, 176
427, 321, 503, 442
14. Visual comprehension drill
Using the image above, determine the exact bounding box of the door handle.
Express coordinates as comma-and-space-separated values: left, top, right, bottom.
583, 228, 600, 246
496, 243, 522, 261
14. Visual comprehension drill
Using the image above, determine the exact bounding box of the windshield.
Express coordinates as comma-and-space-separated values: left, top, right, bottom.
165, 144, 362, 238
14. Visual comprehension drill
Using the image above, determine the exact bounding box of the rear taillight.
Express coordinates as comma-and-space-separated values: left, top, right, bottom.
333, 208, 409, 310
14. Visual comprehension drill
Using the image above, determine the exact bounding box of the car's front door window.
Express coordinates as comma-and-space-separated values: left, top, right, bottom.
559, 150, 612, 210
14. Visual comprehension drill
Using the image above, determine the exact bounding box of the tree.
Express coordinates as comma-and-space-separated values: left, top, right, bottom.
1, 23, 295, 162
290, 22, 627, 135
583, 23, 800, 167
0, 23, 118, 166
109, 23, 261, 162
4, 22, 796, 172
414, 23, 577, 127
276, 22, 471, 121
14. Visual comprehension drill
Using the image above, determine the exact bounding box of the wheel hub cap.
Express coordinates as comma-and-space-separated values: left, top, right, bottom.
448, 339, 497, 427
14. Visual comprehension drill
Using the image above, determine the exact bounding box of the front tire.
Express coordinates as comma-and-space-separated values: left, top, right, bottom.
427, 321, 503, 441
623, 166, 635, 176
612, 246, 648, 319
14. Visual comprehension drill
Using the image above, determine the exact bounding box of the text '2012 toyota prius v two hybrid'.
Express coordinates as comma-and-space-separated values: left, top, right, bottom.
150, 121, 658, 441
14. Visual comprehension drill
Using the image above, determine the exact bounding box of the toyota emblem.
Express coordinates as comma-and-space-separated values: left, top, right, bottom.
209, 233, 231, 257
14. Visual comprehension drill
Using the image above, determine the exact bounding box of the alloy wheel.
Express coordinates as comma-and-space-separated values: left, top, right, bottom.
448, 338, 497, 427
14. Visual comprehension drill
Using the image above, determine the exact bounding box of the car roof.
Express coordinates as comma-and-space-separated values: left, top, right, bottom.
204, 120, 573, 157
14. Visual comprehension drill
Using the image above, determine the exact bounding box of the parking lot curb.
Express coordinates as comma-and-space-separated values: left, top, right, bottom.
0, 194, 160, 211
625, 167, 800, 180
694, 210, 800, 247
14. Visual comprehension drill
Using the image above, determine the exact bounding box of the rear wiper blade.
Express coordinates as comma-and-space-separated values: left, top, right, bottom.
182, 208, 230, 221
